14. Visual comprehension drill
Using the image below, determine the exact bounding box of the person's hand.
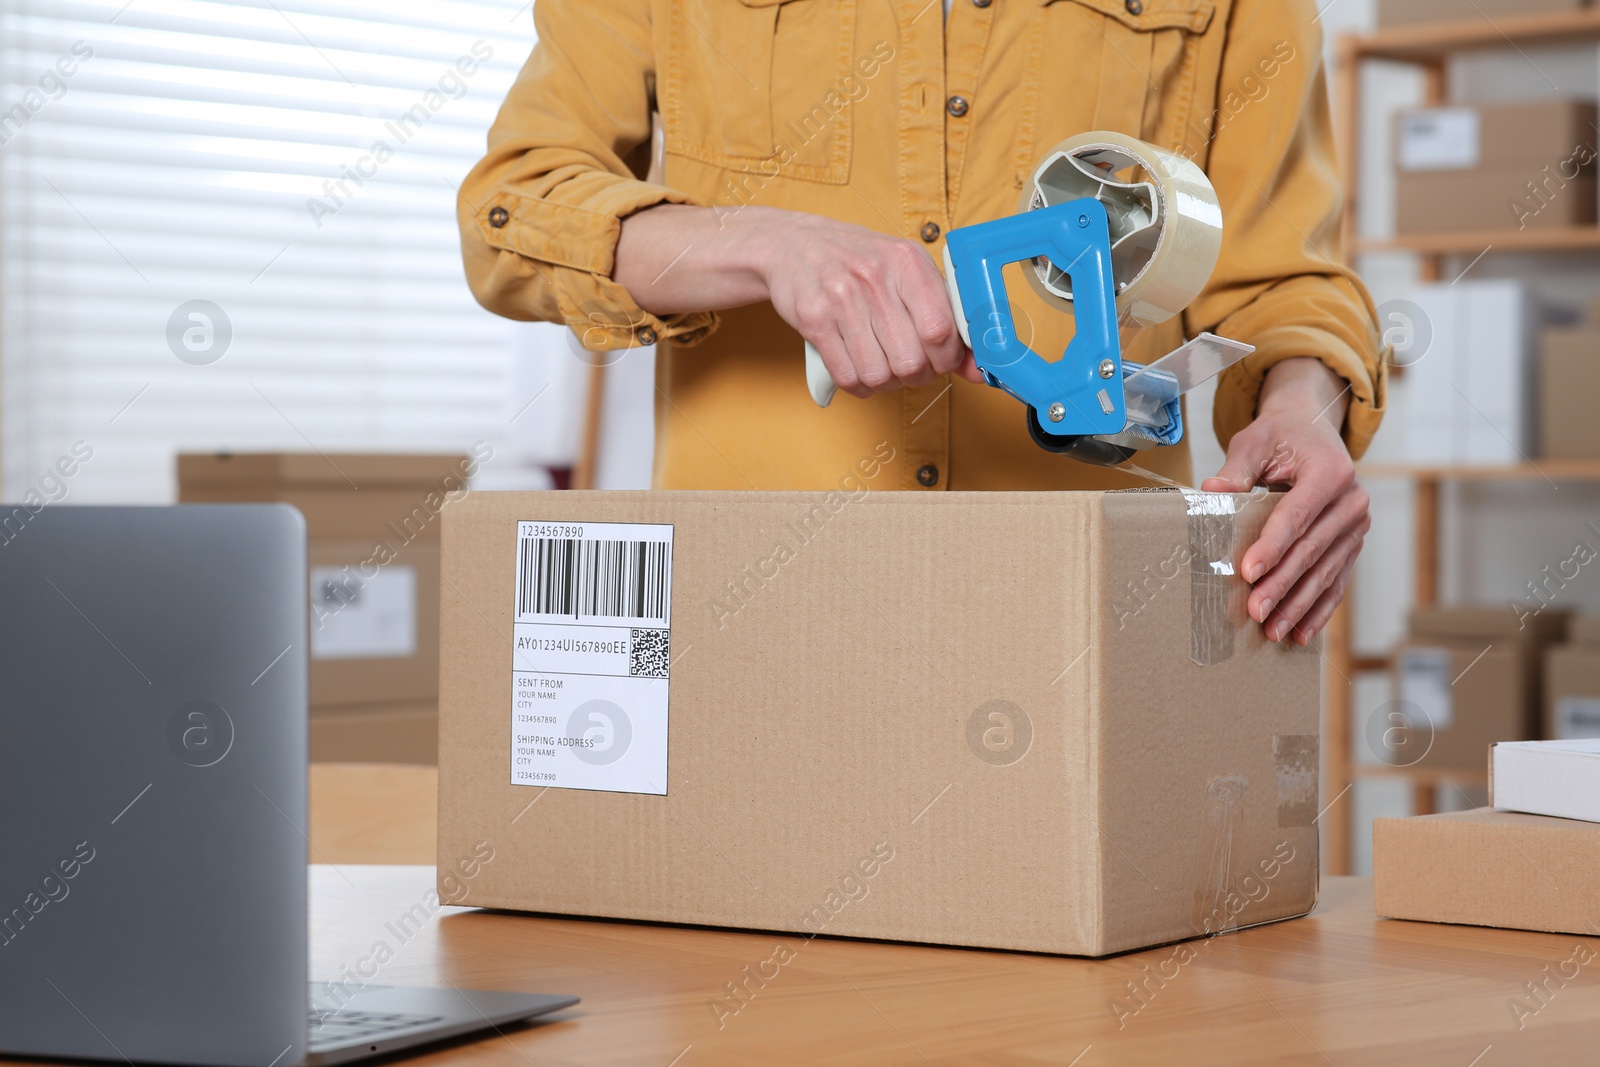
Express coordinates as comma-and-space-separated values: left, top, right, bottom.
1201, 358, 1369, 646
615, 204, 980, 397
756, 212, 981, 399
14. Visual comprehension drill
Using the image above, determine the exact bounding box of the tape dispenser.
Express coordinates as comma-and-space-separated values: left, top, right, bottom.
805, 132, 1256, 468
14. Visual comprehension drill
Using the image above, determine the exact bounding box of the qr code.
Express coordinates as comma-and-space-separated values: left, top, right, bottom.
630, 629, 670, 678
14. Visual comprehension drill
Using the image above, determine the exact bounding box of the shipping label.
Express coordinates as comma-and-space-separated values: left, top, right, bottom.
510, 521, 673, 794
1399, 647, 1454, 731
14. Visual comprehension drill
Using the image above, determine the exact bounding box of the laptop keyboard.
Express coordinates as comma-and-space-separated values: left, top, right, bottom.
307, 1008, 446, 1051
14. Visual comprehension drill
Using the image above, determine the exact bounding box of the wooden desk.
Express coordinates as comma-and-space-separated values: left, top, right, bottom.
301, 867, 1598, 1065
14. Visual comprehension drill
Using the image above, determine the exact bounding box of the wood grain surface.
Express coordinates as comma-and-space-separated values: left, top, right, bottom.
286, 868, 1600, 1066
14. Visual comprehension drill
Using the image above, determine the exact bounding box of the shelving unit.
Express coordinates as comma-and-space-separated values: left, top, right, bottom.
1356, 229, 1600, 256
1327, 11, 1600, 873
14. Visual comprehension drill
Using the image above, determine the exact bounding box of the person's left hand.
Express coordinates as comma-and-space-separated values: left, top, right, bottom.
1201, 357, 1369, 646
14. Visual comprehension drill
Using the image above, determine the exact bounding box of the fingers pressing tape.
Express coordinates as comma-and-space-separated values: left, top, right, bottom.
1020, 132, 1224, 329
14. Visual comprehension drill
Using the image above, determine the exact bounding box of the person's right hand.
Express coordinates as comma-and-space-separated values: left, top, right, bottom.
755, 212, 981, 400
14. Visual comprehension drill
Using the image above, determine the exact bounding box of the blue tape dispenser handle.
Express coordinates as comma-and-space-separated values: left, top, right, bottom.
802, 199, 1123, 434
944, 199, 1125, 439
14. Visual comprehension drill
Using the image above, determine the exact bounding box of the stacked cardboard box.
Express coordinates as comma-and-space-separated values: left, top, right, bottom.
1379, 0, 1591, 28
1539, 304, 1600, 457
1403, 281, 1535, 466
1546, 616, 1600, 738
1394, 101, 1597, 235
1376, 739, 1600, 935
1374, 808, 1600, 936
1387, 606, 1570, 771
179, 451, 483, 763
437, 488, 1322, 956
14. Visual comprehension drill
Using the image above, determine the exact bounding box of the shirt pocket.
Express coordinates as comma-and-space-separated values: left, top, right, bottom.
659, 0, 858, 184
1017, 0, 1216, 178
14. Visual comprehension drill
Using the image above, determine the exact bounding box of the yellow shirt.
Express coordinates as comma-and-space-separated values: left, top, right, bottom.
460, 0, 1386, 491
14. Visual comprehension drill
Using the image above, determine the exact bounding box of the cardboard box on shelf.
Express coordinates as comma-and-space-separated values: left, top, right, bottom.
1539, 330, 1600, 458
179, 450, 487, 763
1387, 606, 1570, 771
437, 489, 1322, 957
1374, 808, 1600, 936
1396, 171, 1596, 234
1546, 616, 1600, 738
1393, 101, 1598, 235
1403, 281, 1535, 466
1379, 0, 1591, 29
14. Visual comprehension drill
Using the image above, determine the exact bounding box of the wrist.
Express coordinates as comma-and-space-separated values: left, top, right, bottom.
1257, 357, 1348, 427
716, 206, 798, 299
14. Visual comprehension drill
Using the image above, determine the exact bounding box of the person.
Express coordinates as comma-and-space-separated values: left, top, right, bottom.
458, 0, 1386, 647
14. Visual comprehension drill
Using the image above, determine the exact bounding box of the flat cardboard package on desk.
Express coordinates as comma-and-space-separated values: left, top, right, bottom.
1374, 808, 1600, 937
437, 488, 1321, 957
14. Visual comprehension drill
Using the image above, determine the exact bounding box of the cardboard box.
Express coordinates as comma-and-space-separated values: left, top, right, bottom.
1403, 281, 1535, 465
1388, 606, 1569, 771
437, 489, 1322, 957
180, 451, 482, 763
1394, 102, 1598, 235
1396, 171, 1596, 234
1546, 620, 1600, 738
1396, 102, 1598, 175
177, 453, 475, 545
309, 702, 439, 764
1379, 0, 1590, 29
1539, 330, 1600, 458
1374, 808, 1600, 936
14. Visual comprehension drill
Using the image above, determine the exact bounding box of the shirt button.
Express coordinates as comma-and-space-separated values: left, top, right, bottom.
972, 0, 991, 6
1125, 0, 1143, 13
947, 95, 969, 118
488, 206, 509, 228
920, 222, 941, 243
916, 464, 940, 488
636, 325, 658, 346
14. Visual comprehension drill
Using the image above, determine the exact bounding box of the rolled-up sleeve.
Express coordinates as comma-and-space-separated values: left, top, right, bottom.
459, 0, 717, 350
1187, 0, 1388, 460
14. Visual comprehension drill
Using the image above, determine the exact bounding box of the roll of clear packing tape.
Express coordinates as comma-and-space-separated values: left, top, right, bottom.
1020, 131, 1223, 329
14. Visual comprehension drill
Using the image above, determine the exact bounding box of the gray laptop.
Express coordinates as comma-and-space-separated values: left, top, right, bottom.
0, 504, 576, 1066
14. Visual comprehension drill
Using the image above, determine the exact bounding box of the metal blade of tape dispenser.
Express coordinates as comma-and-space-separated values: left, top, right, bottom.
1121, 332, 1255, 434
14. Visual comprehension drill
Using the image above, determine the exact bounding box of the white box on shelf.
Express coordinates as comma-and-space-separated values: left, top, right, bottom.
1404, 286, 1458, 465
1402, 280, 1534, 466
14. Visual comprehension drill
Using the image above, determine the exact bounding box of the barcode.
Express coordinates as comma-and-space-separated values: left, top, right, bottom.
518, 536, 669, 621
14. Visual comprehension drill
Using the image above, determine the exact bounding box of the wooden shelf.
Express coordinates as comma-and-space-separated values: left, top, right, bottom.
1351, 10, 1600, 62
1356, 228, 1600, 257
1360, 460, 1600, 481
1323, 7, 1600, 875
